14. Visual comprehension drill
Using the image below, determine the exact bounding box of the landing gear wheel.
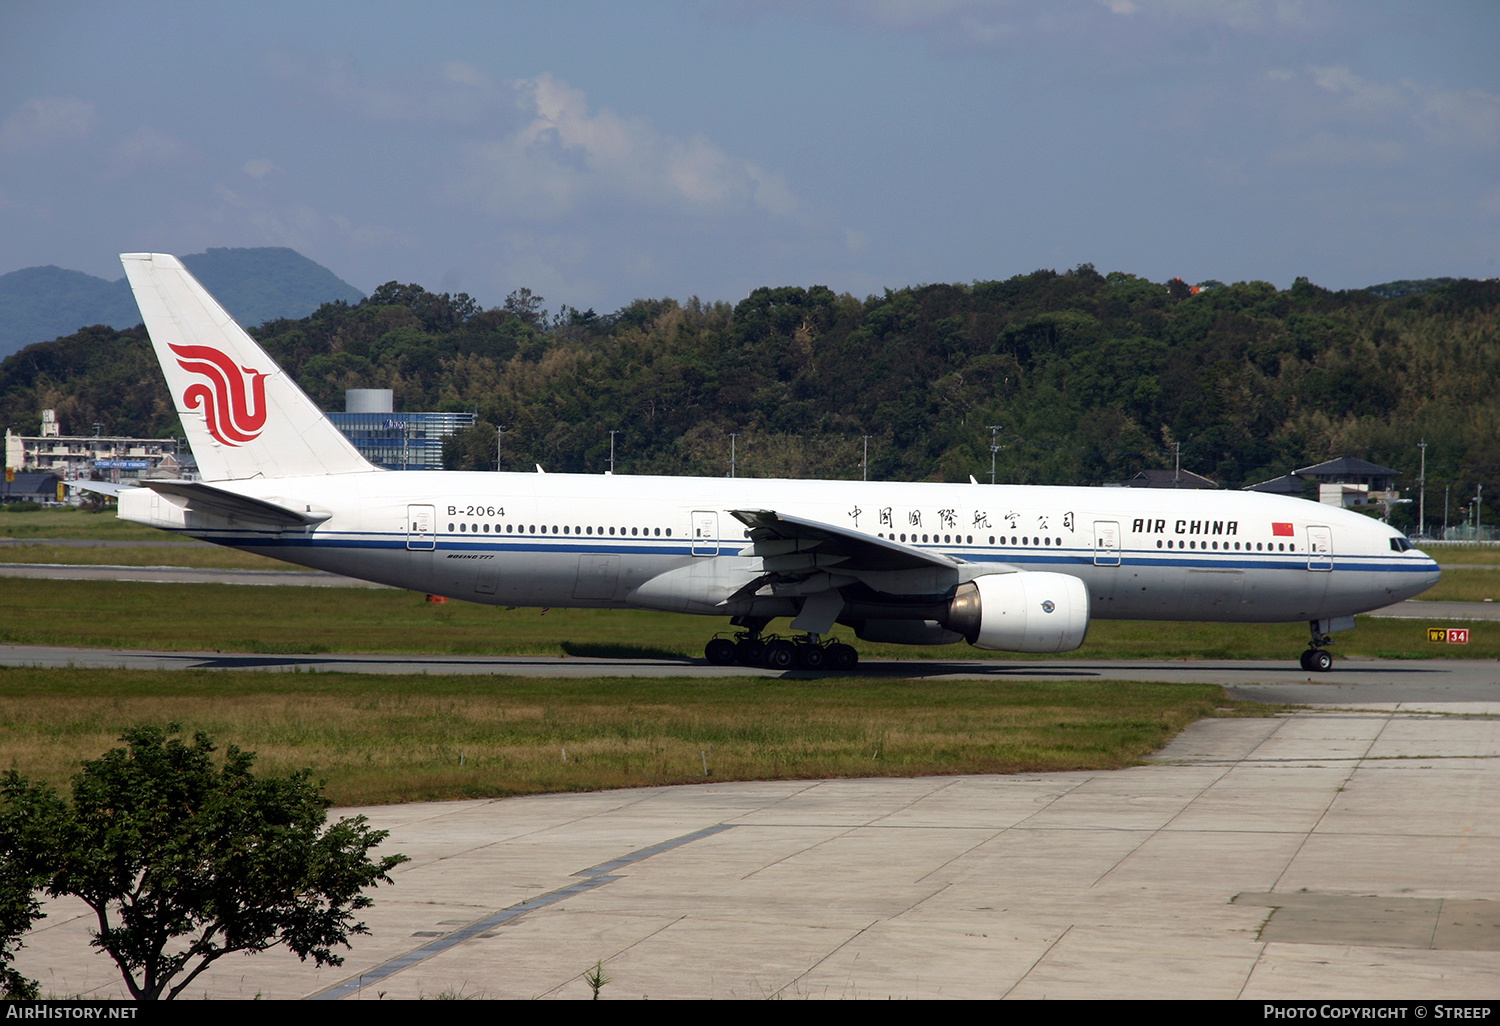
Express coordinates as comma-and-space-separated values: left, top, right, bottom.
1301, 619, 1336, 673
705, 638, 738, 665
736, 639, 766, 666
827, 643, 858, 671
765, 640, 797, 670
796, 643, 826, 670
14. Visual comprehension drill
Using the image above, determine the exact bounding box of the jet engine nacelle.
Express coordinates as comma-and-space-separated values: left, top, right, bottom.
945, 572, 1090, 653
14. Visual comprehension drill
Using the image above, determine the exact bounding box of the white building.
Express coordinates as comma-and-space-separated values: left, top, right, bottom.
4, 409, 192, 484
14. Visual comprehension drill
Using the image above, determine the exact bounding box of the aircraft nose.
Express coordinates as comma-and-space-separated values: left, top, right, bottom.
1407, 555, 1441, 599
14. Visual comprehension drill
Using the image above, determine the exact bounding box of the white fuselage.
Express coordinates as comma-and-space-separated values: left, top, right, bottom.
120, 470, 1439, 629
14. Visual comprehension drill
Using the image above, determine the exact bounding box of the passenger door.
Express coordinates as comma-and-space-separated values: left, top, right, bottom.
407, 504, 435, 550
1092, 520, 1121, 566
692, 510, 719, 556
1306, 525, 1333, 572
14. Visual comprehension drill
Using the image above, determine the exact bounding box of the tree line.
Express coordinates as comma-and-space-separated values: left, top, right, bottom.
2, 266, 1496, 531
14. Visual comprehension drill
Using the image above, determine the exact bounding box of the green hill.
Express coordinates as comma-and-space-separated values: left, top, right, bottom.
3, 266, 1496, 537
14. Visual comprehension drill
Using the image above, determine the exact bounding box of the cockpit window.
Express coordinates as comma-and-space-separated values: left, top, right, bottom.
1389, 537, 1413, 552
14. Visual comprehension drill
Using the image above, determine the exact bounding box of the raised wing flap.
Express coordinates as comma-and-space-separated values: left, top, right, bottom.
145, 481, 330, 527
730, 508, 961, 573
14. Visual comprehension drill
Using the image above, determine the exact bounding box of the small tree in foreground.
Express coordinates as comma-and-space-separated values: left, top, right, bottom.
0, 726, 408, 1000
0, 829, 44, 999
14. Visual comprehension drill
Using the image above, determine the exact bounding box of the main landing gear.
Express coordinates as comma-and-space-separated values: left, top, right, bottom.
1299, 620, 1334, 673
704, 625, 858, 671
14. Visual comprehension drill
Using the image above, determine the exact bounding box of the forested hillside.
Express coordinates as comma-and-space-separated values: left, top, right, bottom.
2, 266, 1496, 531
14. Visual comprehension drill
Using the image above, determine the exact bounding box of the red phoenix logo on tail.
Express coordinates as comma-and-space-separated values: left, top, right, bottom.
169, 343, 268, 446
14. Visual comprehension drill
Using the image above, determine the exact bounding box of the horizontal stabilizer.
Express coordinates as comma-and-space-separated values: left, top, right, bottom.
68, 479, 126, 497
144, 480, 330, 527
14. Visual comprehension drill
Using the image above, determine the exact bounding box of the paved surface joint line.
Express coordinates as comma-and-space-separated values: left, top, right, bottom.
311, 823, 736, 1000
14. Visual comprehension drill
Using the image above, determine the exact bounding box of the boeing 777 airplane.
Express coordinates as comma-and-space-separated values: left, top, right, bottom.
112, 253, 1438, 671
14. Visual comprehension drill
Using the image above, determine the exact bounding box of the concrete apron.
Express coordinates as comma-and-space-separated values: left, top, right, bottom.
14, 702, 1500, 1000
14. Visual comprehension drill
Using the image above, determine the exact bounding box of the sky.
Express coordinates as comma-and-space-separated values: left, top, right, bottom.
2, 0, 1497, 314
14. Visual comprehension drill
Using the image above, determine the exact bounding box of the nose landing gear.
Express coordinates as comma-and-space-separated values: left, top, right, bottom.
1299, 621, 1335, 672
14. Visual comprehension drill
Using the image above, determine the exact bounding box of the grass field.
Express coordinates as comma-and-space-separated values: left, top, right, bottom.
0, 507, 161, 541
0, 577, 1492, 660
1418, 544, 1500, 566
1422, 568, 1500, 602
0, 541, 295, 570
0, 667, 1268, 805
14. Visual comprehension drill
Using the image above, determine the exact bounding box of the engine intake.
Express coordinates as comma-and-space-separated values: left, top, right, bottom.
945, 572, 1090, 653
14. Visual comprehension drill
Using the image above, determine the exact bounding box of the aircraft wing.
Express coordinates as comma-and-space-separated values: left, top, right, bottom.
730, 508, 963, 573
144, 481, 330, 527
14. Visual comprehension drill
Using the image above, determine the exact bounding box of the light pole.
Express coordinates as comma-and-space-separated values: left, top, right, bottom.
987, 425, 1003, 485
862, 435, 870, 481
496, 425, 504, 471
1417, 439, 1426, 536
730, 433, 737, 478
608, 431, 617, 475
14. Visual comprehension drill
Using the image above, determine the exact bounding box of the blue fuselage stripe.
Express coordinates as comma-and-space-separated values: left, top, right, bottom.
175, 529, 1434, 575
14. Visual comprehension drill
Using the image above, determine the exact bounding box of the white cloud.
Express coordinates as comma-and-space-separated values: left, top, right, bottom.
0, 96, 98, 152
462, 73, 801, 222
743, 0, 1313, 51
1119, 0, 1308, 29
242, 158, 278, 179
1252, 65, 1500, 171
1302, 66, 1500, 151
1309, 65, 1406, 120
1411, 81, 1500, 152
1269, 131, 1405, 167
104, 126, 195, 179
266, 51, 511, 127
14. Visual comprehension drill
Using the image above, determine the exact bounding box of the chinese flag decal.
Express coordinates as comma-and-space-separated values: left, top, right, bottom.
1272, 522, 1294, 536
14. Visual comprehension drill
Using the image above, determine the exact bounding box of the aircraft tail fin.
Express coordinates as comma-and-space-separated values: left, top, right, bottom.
121, 253, 375, 482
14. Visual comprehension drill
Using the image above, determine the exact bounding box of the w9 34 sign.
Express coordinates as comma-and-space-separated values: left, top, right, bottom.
1428, 627, 1470, 644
